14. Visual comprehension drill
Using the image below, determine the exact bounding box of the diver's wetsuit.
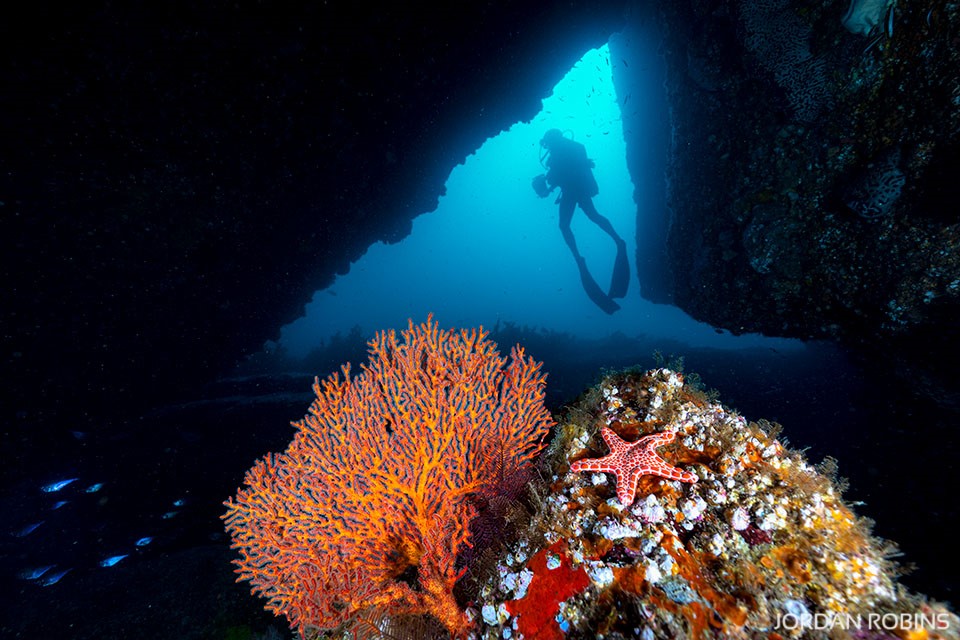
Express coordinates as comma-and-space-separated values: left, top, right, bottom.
543, 135, 628, 312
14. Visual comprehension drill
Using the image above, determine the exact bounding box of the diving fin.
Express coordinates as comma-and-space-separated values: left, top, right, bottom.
577, 258, 620, 315
608, 241, 629, 299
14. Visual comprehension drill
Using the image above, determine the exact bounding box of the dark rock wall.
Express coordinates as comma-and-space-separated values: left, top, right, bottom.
2, 2, 626, 436
6, 0, 958, 458
649, 0, 960, 399
610, 5, 675, 303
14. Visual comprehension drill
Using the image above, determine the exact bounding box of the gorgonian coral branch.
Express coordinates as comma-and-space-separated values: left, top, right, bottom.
223, 316, 553, 637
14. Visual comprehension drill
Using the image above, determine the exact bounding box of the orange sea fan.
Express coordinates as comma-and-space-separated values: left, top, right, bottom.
222, 316, 554, 638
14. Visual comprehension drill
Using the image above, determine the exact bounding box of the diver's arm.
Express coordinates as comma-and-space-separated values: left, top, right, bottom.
544, 167, 558, 189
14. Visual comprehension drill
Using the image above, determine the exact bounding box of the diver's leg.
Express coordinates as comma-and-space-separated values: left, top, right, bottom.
580, 197, 629, 298
580, 198, 624, 245
558, 197, 582, 261
563, 198, 619, 313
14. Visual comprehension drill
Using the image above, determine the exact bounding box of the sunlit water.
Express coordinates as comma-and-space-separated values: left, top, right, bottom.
279, 44, 801, 355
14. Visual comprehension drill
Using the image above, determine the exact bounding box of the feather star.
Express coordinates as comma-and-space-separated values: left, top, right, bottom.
570, 427, 697, 506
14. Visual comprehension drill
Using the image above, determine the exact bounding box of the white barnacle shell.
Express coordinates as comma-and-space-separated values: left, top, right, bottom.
731, 507, 750, 531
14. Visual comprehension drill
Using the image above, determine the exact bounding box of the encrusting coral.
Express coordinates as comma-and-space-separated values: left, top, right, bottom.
222, 316, 553, 638
473, 368, 958, 640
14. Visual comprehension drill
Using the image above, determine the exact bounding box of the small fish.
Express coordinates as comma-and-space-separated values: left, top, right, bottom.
135, 536, 154, 547
38, 568, 72, 586
13, 521, 44, 537
172, 498, 187, 507
99, 554, 128, 567
71, 431, 87, 440
51, 500, 69, 510
41, 478, 78, 493
19, 565, 56, 580
85, 483, 104, 493
161, 511, 179, 519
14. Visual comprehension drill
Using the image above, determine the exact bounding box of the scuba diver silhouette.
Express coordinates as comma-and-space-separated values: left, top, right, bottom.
532, 129, 629, 314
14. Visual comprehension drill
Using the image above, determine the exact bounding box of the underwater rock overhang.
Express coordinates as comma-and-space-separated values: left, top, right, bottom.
647, 0, 960, 400
3, 2, 627, 421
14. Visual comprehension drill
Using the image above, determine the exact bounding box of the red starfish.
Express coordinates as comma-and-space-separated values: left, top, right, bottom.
569, 427, 697, 506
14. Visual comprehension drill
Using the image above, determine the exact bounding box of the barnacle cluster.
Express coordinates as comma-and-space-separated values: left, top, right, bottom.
471, 368, 958, 639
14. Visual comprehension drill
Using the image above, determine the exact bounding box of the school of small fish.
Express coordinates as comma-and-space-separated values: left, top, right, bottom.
12, 476, 190, 587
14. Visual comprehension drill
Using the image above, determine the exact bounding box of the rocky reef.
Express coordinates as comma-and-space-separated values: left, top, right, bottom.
469, 368, 957, 639
645, 0, 960, 401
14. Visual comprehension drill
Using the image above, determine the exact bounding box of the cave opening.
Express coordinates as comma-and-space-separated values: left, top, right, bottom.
278, 41, 799, 358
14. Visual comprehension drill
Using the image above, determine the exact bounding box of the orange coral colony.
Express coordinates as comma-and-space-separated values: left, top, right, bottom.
222, 316, 553, 637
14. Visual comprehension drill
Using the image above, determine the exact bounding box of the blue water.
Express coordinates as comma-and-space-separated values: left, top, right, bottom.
278, 45, 801, 357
